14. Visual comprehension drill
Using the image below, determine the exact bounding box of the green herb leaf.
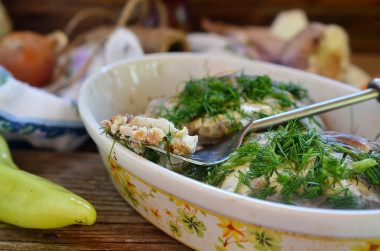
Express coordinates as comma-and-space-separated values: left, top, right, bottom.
323, 189, 359, 209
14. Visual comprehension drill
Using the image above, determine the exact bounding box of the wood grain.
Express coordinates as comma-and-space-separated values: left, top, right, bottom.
0, 150, 192, 251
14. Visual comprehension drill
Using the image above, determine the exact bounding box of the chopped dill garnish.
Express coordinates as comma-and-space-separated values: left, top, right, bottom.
100, 126, 136, 161
198, 120, 380, 209
234, 171, 245, 193
278, 81, 308, 100
323, 189, 359, 209
157, 73, 308, 133
205, 164, 235, 187
158, 75, 242, 127
250, 186, 277, 200
143, 148, 160, 164
163, 129, 176, 167
236, 74, 299, 107
329, 143, 380, 185
180, 165, 210, 181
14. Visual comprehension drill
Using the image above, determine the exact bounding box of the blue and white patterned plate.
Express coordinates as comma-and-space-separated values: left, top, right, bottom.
0, 66, 88, 151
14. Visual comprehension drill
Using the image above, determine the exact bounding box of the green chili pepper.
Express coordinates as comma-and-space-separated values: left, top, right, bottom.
0, 134, 18, 169
0, 163, 97, 229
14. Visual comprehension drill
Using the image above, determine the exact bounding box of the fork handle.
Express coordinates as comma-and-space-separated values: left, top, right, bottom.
369, 78, 380, 102
244, 78, 380, 135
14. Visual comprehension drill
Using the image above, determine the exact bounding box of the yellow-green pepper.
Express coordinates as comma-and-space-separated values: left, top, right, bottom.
0, 134, 18, 169
0, 134, 97, 229
0, 163, 97, 229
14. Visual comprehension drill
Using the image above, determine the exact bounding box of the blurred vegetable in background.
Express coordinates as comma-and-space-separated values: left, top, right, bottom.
201, 9, 350, 82
0, 1, 12, 39
0, 30, 67, 87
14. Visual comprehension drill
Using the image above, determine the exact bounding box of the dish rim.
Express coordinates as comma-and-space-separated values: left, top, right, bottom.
78, 52, 380, 238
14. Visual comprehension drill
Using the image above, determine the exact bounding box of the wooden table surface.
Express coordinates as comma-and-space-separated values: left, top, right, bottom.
0, 53, 378, 251
0, 150, 193, 251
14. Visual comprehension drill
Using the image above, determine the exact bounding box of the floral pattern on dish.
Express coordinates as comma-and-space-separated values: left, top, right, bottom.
106, 155, 380, 251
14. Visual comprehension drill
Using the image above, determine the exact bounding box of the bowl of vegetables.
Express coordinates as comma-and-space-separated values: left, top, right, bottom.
78, 53, 380, 250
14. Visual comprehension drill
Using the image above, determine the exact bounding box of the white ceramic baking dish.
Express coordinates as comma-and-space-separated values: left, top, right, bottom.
78, 53, 380, 250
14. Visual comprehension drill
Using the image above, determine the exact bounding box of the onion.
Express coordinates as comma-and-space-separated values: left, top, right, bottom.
0, 31, 57, 87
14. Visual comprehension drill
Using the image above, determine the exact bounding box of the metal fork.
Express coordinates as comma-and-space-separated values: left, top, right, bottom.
147, 78, 380, 166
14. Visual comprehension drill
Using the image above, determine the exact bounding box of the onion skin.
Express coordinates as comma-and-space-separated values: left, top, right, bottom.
0, 31, 56, 87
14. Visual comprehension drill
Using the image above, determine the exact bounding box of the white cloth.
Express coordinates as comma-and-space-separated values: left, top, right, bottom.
0, 28, 143, 151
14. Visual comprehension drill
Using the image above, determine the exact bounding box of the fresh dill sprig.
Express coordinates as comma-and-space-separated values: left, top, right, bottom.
157, 73, 308, 131
199, 120, 380, 209
235, 74, 305, 107
181, 165, 209, 181
142, 148, 160, 163
250, 186, 277, 199
158, 75, 242, 127
329, 143, 380, 185
205, 164, 235, 187
323, 188, 359, 209
163, 128, 176, 167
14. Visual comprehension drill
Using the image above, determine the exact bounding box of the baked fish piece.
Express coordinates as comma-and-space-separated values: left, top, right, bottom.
101, 114, 198, 158
145, 73, 323, 144
206, 122, 380, 209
